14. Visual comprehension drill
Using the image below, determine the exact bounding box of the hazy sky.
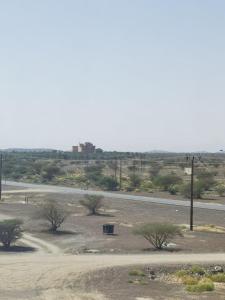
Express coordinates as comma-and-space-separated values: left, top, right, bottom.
1, 1, 225, 152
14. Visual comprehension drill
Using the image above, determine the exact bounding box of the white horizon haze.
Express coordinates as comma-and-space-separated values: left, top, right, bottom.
1, 1, 225, 153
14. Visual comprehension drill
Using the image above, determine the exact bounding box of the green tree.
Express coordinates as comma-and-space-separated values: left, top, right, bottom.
196, 170, 216, 191
129, 174, 142, 190
99, 176, 118, 191
41, 164, 61, 181
181, 181, 205, 199
133, 223, 182, 250
84, 165, 103, 182
215, 184, 225, 197
153, 174, 182, 191
0, 219, 23, 248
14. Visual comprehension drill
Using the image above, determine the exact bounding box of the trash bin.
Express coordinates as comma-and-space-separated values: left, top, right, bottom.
103, 224, 114, 235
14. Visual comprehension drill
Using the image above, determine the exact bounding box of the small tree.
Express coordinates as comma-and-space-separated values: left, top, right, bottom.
40, 201, 68, 232
133, 223, 182, 250
181, 181, 204, 199
196, 170, 216, 191
80, 195, 104, 215
149, 162, 162, 179
129, 174, 142, 190
0, 219, 23, 248
216, 184, 225, 197
153, 174, 182, 191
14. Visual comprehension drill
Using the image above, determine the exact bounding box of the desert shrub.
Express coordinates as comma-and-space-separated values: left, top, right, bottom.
129, 269, 146, 277
40, 201, 68, 232
189, 265, 205, 276
209, 273, 225, 282
84, 165, 103, 182
128, 174, 142, 190
153, 174, 182, 191
180, 181, 205, 199
175, 269, 189, 278
168, 184, 179, 195
149, 163, 162, 178
133, 223, 182, 250
215, 184, 225, 197
80, 195, 104, 215
0, 219, 23, 248
186, 279, 214, 293
140, 180, 153, 192
98, 176, 118, 191
196, 170, 216, 191
41, 164, 61, 181
181, 275, 199, 285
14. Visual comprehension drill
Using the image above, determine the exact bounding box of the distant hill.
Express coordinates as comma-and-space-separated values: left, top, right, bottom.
146, 150, 172, 153
2, 148, 57, 153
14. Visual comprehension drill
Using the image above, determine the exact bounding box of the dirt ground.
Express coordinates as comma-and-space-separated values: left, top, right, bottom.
78, 265, 225, 300
2, 185, 225, 254
2, 185, 225, 299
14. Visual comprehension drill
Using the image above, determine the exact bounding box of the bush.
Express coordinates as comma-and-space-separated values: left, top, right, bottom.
175, 269, 189, 278
0, 219, 23, 248
129, 269, 146, 277
149, 163, 162, 178
186, 279, 214, 293
168, 184, 179, 195
196, 170, 216, 191
99, 176, 118, 191
40, 201, 68, 232
84, 165, 103, 182
133, 223, 182, 250
80, 195, 104, 215
128, 174, 142, 190
153, 174, 182, 191
181, 275, 199, 285
41, 164, 61, 181
215, 184, 225, 197
140, 180, 153, 192
180, 181, 205, 199
209, 273, 225, 282
190, 265, 205, 276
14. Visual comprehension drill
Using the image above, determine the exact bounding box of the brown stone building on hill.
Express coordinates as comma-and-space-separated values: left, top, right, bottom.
72, 142, 96, 154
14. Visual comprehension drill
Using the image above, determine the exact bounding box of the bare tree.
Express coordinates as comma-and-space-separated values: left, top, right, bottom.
79, 194, 104, 215
40, 201, 68, 232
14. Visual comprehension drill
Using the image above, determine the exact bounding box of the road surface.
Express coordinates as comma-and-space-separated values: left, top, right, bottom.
5, 180, 225, 211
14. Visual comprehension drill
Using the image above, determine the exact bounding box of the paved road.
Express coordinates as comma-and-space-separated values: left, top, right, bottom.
5, 180, 225, 212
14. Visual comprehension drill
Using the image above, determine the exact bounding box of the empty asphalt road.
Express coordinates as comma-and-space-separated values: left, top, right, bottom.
4, 181, 225, 212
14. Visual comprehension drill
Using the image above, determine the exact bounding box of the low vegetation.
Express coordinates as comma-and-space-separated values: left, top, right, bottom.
0, 219, 23, 248
174, 265, 225, 293
129, 269, 146, 277
40, 201, 69, 232
79, 195, 104, 215
133, 223, 182, 250
3, 151, 225, 200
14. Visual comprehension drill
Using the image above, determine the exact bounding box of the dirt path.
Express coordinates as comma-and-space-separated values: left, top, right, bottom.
21, 233, 61, 254
1, 252, 225, 299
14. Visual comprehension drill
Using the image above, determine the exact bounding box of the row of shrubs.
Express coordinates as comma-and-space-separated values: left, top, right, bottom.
5, 158, 225, 197
175, 265, 225, 293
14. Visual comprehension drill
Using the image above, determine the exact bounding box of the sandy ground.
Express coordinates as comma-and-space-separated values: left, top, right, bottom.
2, 185, 225, 299
2, 252, 225, 300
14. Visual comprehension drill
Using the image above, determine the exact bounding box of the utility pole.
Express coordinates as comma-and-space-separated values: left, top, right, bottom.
119, 159, 122, 190
190, 156, 195, 231
186, 155, 200, 231
0, 154, 2, 201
